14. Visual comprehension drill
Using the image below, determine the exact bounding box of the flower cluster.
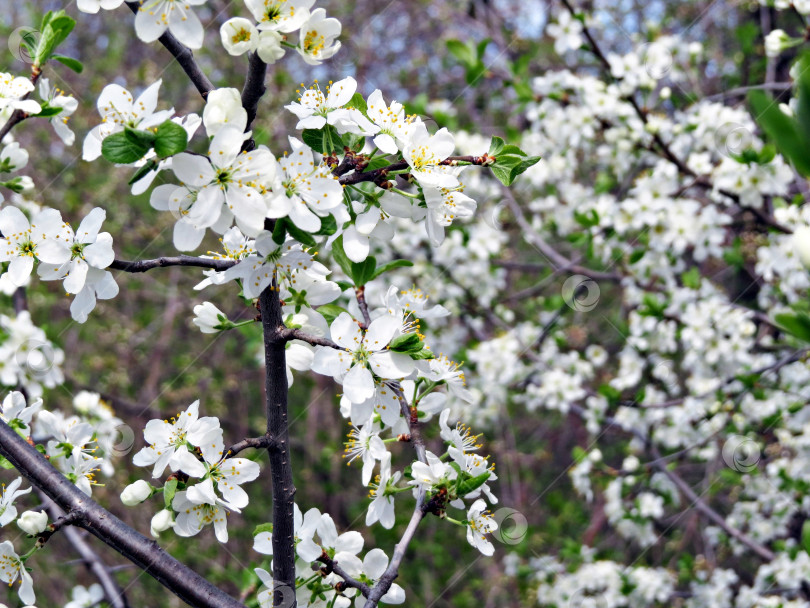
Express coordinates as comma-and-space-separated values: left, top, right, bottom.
0, 205, 117, 322
127, 400, 260, 542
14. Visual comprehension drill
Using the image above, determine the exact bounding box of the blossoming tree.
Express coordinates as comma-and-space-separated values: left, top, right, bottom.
0, 1, 538, 607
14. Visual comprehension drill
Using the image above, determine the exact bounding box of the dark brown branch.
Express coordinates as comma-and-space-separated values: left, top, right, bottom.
224, 434, 277, 457
258, 282, 297, 608
37, 492, 130, 608
0, 420, 246, 608
279, 327, 343, 349
338, 156, 490, 186
109, 256, 236, 273
0, 110, 26, 145
125, 2, 214, 99
317, 553, 371, 598
241, 52, 268, 150
355, 286, 371, 329
35, 507, 81, 547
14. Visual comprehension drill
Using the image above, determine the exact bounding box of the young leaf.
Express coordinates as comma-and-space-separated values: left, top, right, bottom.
128, 159, 159, 185
154, 120, 188, 158
51, 54, 83, 73
748, 89, 810, 176
163, 479, 178, 510
345, 92, 368, 117
35, 11, 76, 65
331, 236, 355, 278
372, 259, 414, 280
315, 304, 349, 325
775, 312, 810, 343
124, 126, 156, 148
101, 131, 151, 164
350, 256, 377, 286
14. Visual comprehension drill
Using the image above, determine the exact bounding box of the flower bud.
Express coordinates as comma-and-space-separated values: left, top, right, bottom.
120, 480, 152, 506
17, 510, 48, 535
623, 455, 640, 473
150, 509, 175, 538
793, 225, 810, 269
192, 302, 229, 334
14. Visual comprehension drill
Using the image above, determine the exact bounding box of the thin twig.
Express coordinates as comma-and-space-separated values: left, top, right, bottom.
317, 553, 371, 598
125, 2, 214, 99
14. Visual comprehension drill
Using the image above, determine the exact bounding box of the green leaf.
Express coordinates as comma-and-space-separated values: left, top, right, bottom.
0, 455, 15, 470
254, 523, 273, 536
314, 214, 337, 236
446, 40, 474, 65
128, 159, 158, 185
748, 89, 810, 176
35, 11, 76, 65
775, 312, 810, 343
301, 125, 343, 155
331, 236, 355, 278
389, 333, 423, 353
345, 92, 368, 117
163, 479, 178, 510
154, 120, 188, 158
795, 53, 810, 146
488, 136, 506, 156
272, 218, 287, 244
410, 347, 435, 360
51, 54, 83, 73
681, 267, 701, 289
350, 256, 377, 286
125, 126, 156, 148
628, 249, 645, 264
102, 131, 150, 164
365, 157, 391, 172
33, 105, 64, 118
342, 132, 366, 153
489, 141, 542, 186
284, 218, 317, 248
372, 259, 414, 280
315, 304, 349, 325
457, 471, 491, 496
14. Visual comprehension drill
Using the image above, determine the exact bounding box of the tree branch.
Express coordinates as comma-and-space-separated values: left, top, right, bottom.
279, 327, 343, 349
241, 52, 268, 150
338, 156, 491, 186
359, 384, 428, 607
648, 445, 775, 561
224, 434, 277, 457
258, 281, 297, 608
125, 2, 214, 99
501, 187, 622, 282
317, 553, 371, 598
109, 256, 236, 273
0, 420, 246, 608
37, 491, 131, 608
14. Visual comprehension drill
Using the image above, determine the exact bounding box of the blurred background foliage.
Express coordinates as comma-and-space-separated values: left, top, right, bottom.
0, 0, 780, 606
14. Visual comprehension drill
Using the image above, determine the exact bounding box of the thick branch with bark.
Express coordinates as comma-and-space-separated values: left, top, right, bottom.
37, 492, 131, 608
0, 420, 246, 608
259, 283, 298, 608
109, 256, 236, 273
